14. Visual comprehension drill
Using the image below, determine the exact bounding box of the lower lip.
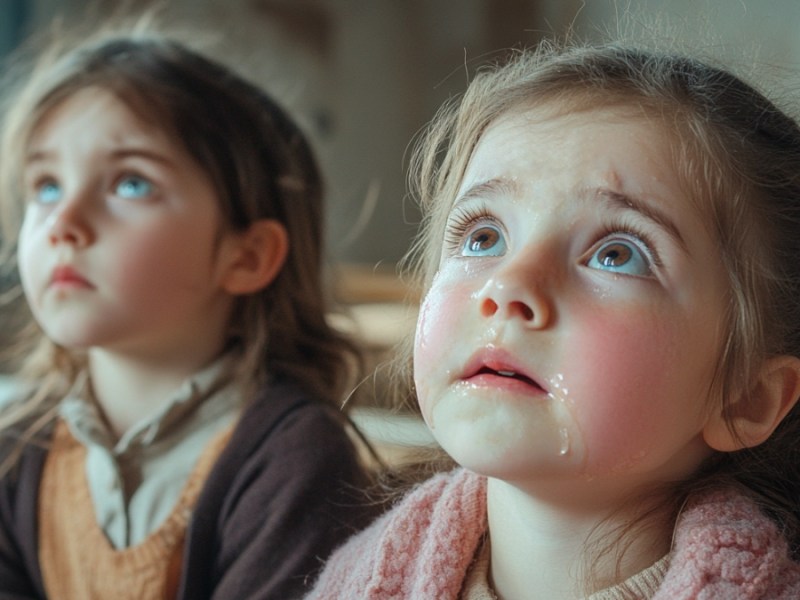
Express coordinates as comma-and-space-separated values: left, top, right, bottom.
462, 373, 546, 396
50, 277, 92, 290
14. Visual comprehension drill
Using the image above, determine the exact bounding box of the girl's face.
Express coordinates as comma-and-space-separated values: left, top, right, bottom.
18, 87, 240, 362
414, 106, 729, 500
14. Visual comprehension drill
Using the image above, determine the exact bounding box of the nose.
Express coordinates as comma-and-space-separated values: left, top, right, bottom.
46, 196, 94, 248
476, 257, 553, 329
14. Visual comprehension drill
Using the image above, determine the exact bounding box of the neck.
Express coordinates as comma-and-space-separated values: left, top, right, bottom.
87, 343, 226, 438
486, 477, 671, 600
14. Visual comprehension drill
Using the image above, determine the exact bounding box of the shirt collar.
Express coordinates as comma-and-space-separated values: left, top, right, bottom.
60, 352, 238, 455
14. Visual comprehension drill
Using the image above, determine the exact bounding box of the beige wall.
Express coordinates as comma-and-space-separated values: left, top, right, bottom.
20, 0, 800, 266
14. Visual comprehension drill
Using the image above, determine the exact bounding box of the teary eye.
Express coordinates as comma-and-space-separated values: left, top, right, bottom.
462, 225, 506, 257
443, 203, 508, 258
587, 238, 651, 276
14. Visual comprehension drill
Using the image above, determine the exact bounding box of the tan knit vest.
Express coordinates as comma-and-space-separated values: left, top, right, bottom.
39, 420, 232, 600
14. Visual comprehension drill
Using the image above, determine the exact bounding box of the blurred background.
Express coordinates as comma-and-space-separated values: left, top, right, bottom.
4, 0, 800, 270
3, 0, 800, 454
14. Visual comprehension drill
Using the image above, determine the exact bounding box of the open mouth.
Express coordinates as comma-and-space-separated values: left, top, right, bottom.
460, 349, 549, 394
467, 365, 546, 393
476, 366, 538, 386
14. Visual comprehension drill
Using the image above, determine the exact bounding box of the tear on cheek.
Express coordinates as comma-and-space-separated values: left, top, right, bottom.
549, 396, 585, 465
414, 289, 444, 354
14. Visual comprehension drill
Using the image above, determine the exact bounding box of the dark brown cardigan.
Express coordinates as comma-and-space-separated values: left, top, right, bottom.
0, 378, 377, 599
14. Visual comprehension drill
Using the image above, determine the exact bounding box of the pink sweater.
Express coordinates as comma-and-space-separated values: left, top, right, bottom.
306, 469, 800, 599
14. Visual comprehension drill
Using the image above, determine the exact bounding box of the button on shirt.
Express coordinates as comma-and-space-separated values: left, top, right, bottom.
59, 355, 243, 549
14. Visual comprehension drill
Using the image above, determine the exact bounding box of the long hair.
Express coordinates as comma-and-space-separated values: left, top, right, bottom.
0, 25, 363, 429
401, 39, 800, 564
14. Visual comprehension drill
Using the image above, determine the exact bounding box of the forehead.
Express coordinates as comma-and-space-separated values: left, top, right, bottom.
33, 86, 150, 134
28, 75, 183, 149
25, 86, 194, 173
457, 104, 681, 200
478, 102, 673, 157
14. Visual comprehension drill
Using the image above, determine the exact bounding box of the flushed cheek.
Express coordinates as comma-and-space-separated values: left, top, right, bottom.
566, 310, 696, 474
414, 274, 474, 424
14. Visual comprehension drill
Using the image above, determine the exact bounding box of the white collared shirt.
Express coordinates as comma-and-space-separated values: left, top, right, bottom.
59, 355, 244, 548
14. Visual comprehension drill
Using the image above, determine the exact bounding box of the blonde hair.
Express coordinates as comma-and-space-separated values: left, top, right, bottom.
0, 25, 362, 427
400, 40, 800, 557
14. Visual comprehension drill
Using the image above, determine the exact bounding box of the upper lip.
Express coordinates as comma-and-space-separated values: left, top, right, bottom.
461, 347, 547, 392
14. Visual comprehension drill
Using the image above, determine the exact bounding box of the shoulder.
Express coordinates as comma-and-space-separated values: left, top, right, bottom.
658, 488, 800, 599
182, 379, 379, 598
229, 377, 360, 466
324, 467, 486, 541
0, 386, 52, 598
197, 377, 372, 516
307, 468, 487, 599
240, 378, 345, 433
0, 376, 52, 470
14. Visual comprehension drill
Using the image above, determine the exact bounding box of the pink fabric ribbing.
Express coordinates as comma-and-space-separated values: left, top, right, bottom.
307, 470, 487, 599
307, 469, 800, 599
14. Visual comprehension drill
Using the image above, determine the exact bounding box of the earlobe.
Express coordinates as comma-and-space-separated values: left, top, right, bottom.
221, 219, 288, 295
703, 355, 800, 452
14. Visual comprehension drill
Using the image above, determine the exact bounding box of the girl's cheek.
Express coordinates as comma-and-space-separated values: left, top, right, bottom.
567, 309, 682, 473
17, 225, 45, 308
414, 273, 469, 423
415, 265, 482, 358
413, 289, 444, 423
414, 281, 445, 363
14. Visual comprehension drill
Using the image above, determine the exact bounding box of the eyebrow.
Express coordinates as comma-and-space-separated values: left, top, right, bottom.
25, 146, 177, 168
596, 188, 688, 253
454, 178, 689, 254
453, 177, 520, 206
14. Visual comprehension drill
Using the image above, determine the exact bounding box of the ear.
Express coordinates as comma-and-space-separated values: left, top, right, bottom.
703, 355, 800, 452
220, 219, 288, 295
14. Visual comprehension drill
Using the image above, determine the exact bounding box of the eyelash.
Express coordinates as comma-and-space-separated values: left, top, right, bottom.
24, 171, 153, 192
26, 175, 58, 202
443, 203, 498, 254
443, 204, 663, 268
592, 217, 662, 270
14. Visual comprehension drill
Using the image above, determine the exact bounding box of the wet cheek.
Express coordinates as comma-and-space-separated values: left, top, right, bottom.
414, 278, 471, 423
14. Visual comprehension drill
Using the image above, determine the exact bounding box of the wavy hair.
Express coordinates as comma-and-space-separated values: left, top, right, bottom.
0, 24, 363, 432
399, 40, 800, 572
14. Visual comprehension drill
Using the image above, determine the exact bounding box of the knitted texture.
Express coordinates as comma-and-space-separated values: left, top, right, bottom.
38, 420, 231, 600
307, 468, 800, 600
307, 469, 487, 599
653, 490, 800, 599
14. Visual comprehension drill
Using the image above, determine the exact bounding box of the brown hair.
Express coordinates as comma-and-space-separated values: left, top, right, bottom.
401, 40, 800, 559
0, 25, 362, 425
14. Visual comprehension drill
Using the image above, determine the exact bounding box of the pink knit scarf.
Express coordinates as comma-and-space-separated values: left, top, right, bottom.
307, 469, 800, 599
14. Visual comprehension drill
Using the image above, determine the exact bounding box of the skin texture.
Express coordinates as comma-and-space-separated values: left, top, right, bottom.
413, 105, 732, 597
18, 87, 246, 433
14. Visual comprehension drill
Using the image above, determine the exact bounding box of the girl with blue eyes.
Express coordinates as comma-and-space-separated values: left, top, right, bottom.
308, 42, 800, 599
0, 22, 377, 600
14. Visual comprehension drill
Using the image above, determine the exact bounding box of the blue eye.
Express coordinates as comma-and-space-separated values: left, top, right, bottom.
35, 181, 62, 204
116, 175, 153, 199
587, 238, 651, 276
462, 225, 506, 257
